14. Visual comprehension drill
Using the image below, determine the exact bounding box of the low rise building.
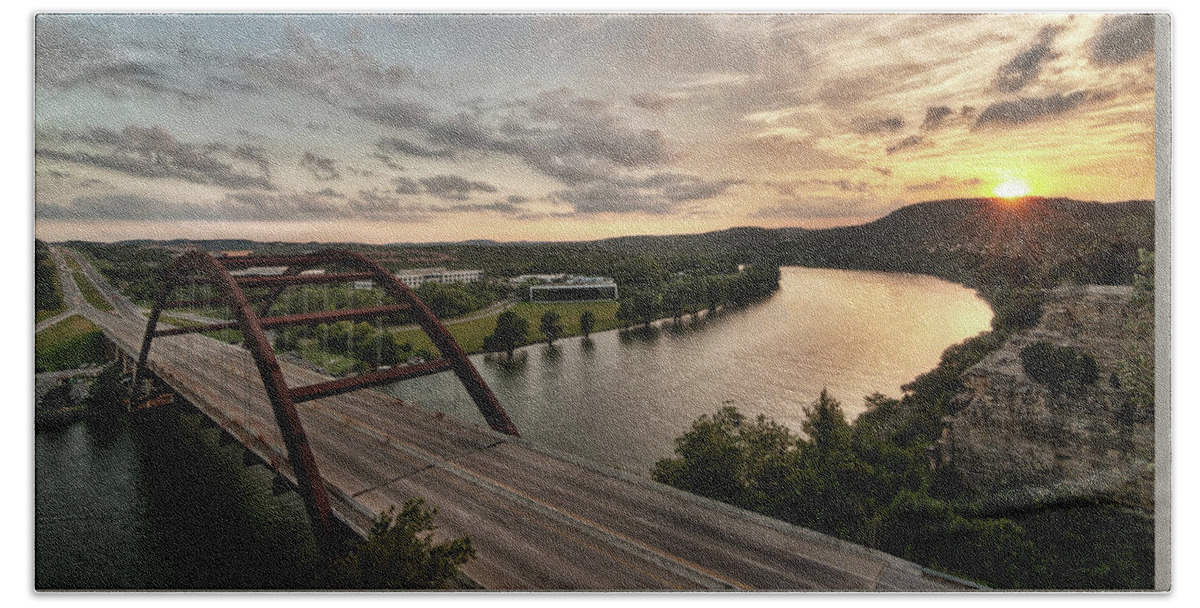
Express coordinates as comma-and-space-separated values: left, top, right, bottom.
529, 276, 618, 302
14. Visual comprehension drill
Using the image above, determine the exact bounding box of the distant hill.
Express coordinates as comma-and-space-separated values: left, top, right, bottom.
590, 197, 1154, 286
82, 197, 1154, 287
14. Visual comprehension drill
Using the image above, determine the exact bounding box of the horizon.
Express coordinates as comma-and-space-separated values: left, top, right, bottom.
34, 14, 1157, 244
37, 195, 1152, 246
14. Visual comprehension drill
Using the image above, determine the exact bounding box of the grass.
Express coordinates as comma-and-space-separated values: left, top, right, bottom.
36, 309, 64, 323
294, 341, 363, 376
62, 253, 83, 273
72, 271, 115, 312
391, 300, 621, 355
158, 315, 243, 344
35, 315, 110, 373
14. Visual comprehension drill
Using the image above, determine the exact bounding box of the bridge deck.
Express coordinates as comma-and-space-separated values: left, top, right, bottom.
62, 248, 970, 591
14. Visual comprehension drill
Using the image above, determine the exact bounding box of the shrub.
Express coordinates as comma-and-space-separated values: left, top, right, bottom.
1020, 341, 1099, 394
334, 499, 475, 589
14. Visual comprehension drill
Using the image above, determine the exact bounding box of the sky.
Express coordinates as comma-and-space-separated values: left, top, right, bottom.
32, 12, 1158, 244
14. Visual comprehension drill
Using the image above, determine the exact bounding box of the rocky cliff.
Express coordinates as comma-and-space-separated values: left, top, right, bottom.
935, 284, 1154, 514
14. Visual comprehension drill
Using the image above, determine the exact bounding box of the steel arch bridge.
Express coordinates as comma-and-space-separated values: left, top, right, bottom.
132, 248, 518, 558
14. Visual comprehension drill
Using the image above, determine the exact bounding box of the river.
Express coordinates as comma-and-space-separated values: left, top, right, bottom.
35, 265, 991, 588
386, 266, 993, 475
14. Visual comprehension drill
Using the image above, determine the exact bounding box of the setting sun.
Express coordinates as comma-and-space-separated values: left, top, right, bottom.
994, 179, 1032, 198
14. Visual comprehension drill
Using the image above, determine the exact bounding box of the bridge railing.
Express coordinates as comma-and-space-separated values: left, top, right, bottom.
132, 248, 519, 560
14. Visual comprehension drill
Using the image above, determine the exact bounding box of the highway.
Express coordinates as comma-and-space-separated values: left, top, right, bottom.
46, 246, 973, 591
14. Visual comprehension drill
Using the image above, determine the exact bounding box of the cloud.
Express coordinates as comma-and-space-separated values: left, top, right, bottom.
550, 173, 737, 214
390, 174, 499, 200
237, 24, 416, 106
886, 135, 924, 155
392, 177, 422, 195
351, 101, 434, 131
905, 176, 982, 192
921, 106, 954, 130
375, 137, 455, 159
35, 190, 431, 223
974, 91, 1089, 127
994, 25, 1061, 93
418, 175, 498, 200
300, 152, 341, 181
553, 182, 669, 214
233, 145, 271, 177
355, 89, 671, 188
432, 201, 523, 214
36, 125, 274, 190
851, 116, 905, 135
1089, 14, 1155, 65
35, 19, 206, 102
629, 92, 677, 112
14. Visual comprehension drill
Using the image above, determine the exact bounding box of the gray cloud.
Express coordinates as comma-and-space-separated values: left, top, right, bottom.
391, 174, 499, 200
432, 201, 523, 214
553, 183, 669, 214
376, 137, 455, 159
995, 25, 1061, 93
974, 91, 1089, 127
36, 125, 274, 190
35, 20, 207, 103
905, 176, 983, 192
300, 152, 341, 181
629, 92, 677, 112
392, 177, 422, 195
355, 89, 670, 189
36, 190, 424, 223
1089, 14, 1155, 65
238, 25, 415, 106
552, 173, 738, 214
351, 101, 434, 131
233, 145, 271, 177
419, 175, 498, 200
852, 116, 906, 135
921, 106, 954, 130
886, 135, 924, 155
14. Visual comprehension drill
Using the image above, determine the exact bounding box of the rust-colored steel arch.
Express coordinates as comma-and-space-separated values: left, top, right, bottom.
132, 248, 519, 559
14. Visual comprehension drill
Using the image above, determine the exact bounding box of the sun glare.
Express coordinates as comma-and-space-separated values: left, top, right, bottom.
994, 179, 1031, 199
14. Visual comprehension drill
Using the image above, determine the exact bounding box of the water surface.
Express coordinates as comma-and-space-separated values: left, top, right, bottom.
387, 266, 993, 474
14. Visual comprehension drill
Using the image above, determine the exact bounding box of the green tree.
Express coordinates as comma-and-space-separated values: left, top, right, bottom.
483, 310, 528, 359
579, 310, 595, 338
870, 490, 1040, 588
539, 310, 564, 346
83, 363, 129, 417
334, 498, 475, 589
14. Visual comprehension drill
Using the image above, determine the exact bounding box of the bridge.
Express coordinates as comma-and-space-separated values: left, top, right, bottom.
44, 246, 975, 591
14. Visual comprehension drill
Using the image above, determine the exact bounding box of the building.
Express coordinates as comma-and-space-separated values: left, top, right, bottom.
529, 277, 618, 302
392, 268, 484, 288
510, 273, 567, 284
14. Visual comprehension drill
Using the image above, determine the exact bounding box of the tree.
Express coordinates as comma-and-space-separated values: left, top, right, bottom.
483, 310, 528, 359
83, 363, 129, 417
539, 310, 564, 346
334, 498, 475, 589
870, 490, 1040, 588
579, 310, 595, 338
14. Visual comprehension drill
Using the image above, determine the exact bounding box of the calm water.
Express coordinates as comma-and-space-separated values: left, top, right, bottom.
387, 266, 993, 475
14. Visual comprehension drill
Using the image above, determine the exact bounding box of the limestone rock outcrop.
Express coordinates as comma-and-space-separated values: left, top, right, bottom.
935, 285, 1154, 514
